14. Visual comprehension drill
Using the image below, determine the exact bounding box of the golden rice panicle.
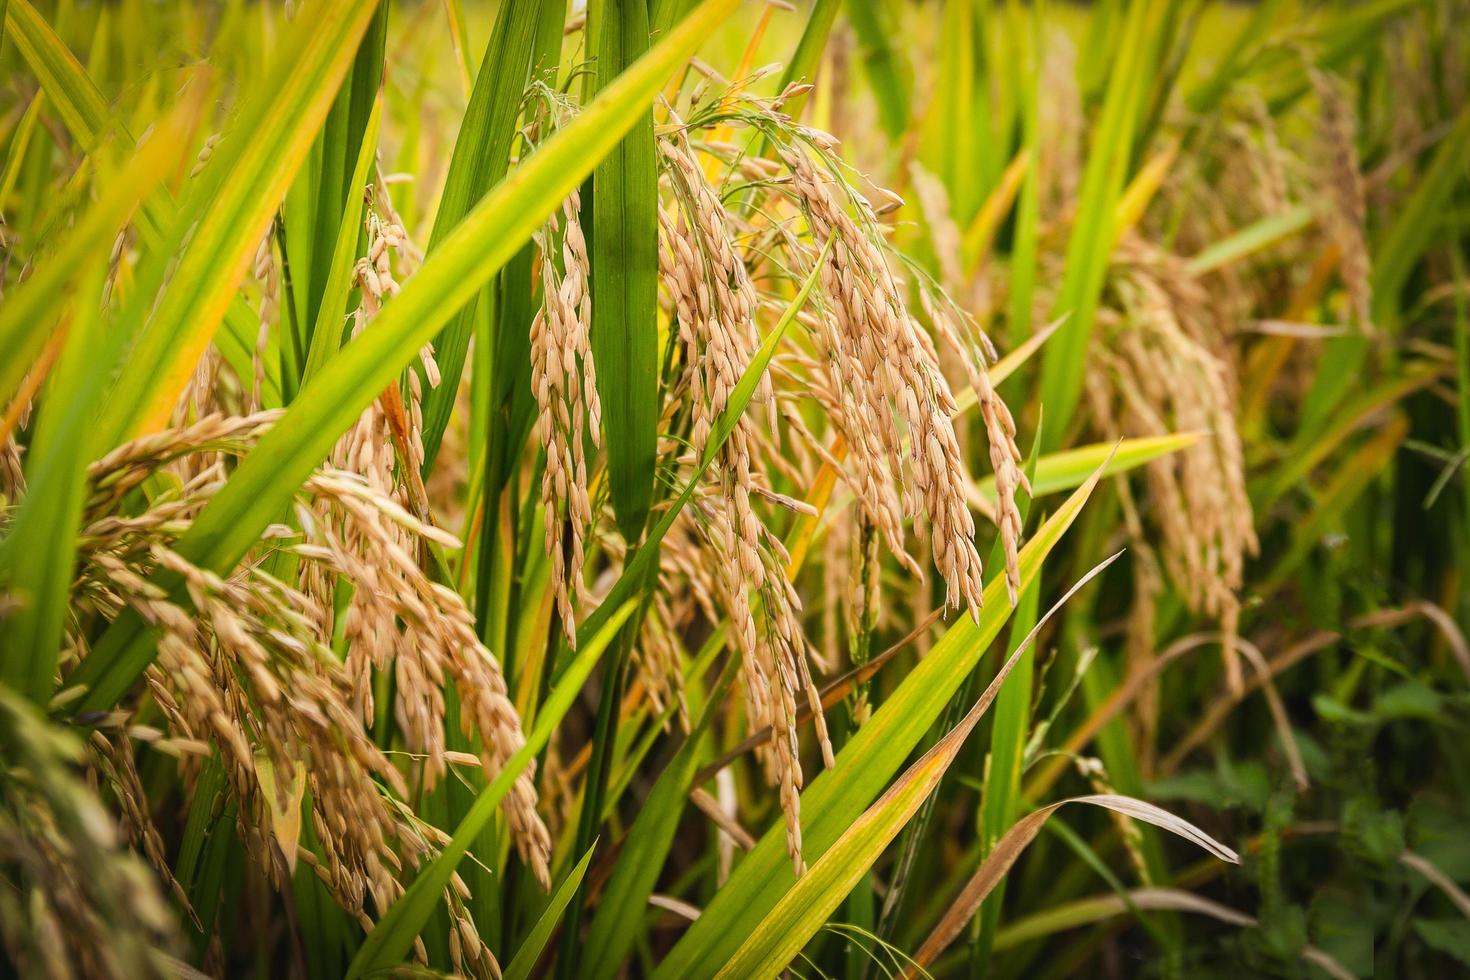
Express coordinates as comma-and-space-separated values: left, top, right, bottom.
637, 599, 692, 732
358, 202, 441, 398
775, 149, 908, 572
326, 207, 437, 727
922, 288, 1030, 604
86, 730, 198, 929
84, 410, 282, 514
658, 124, 765, 446
1093, 246, 1258, 691
531, 191, 599, 645
778, 138, 988, 616
108, 524, 425, 922
657, 125, 834, 873
304, 472, 552, 889
149, 545, 410, 915
79, 413, 552, 917
696, 493, 817, 876
308, 472, 440, 778
431, 579, 554, 890
311, 201, 460, 799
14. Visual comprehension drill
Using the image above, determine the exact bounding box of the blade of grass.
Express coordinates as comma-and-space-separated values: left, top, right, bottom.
1372, 108, 1470, 329
302, 2, 387, 363
503, 843, 599, 980
1185, 202, 1318, 276
874, 416, 1046, 956
1003, 0, 1040, 348
590, 0, 659, 542
1254, 364, 1441, 510
971, 557, 1042, 964
1292, 103, 1464, 445
847, 0, 910, 140
441, 0, 476, 95
3, 0, 110, 161
301, 95, 383, 383
925, 0, 981, 220
963, 149, 1028, 275
1183, 0, 1283, 114
472, 1, 565, 655
0, 91, 44, 213
1449, 218, 1470, 576
1260, 414, 1409, 595
580, 657, 741, 980
0, 266, 108, 701
558, 11, 681, 920
970, 433, 1199, 511
1112, 140, 1177, 246
989, 886, 1353, 978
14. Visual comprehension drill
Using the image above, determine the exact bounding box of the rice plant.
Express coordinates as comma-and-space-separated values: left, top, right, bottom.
1, 0, 1468, 976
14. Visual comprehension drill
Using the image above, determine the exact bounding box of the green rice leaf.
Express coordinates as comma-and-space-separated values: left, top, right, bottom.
970, 433, 1199, 508
301, 95, 383, 384
302, 3, 387, 361
590, 0, 660, 542
504, 843, 600, 980
3, 0, 109, 159
580, 659, 740, 980
911, 794, 1237, 970
848, 0, 910, 140
0, 266, 110, 700
1185, 203, 1317, 276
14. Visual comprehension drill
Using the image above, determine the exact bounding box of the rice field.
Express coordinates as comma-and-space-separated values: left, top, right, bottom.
1, 0, 1468, 976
